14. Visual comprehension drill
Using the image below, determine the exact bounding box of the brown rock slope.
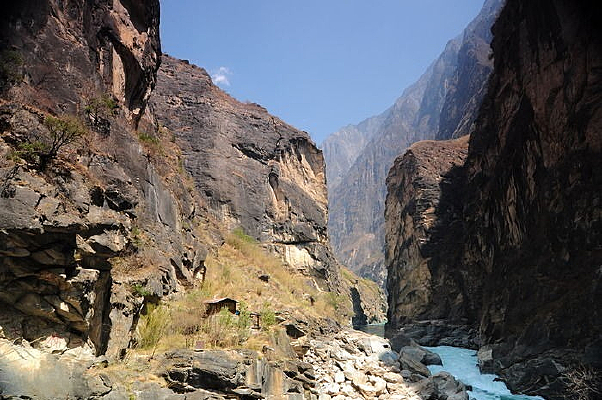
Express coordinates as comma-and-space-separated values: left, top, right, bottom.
149, 55, 341, 289
149, 55, 386, 322
386, 0, 602, 398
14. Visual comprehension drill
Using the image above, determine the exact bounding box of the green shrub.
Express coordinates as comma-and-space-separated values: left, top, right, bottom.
137, 304, 170, 352
85, 94, 118, 134
8, 114, 88, 169
85, 93, 118, 115
12, 140, 47, 165
260, 304, 276, 331
325, 291, 345, 311
137, 131, 160, 145
237, 301, 251, 331
39, 115, 88, 169
226, 227, 259, 252
130, 226, 145, 248
229, 227, 257, 243
132, 283, 152, 297
200, 308, 251, 347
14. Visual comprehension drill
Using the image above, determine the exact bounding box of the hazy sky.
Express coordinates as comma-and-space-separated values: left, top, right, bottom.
159, 1, 484, 145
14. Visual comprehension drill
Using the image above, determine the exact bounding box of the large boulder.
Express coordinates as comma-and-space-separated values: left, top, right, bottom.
413, 372, 469, 400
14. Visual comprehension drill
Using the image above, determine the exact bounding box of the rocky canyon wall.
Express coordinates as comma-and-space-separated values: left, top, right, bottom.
386, 0, 602, 397
0, 0, 212, 360
385, 137, 470, 325
323, 0, 502, 287
0, 1, 386, 398
149, 55, 342, 291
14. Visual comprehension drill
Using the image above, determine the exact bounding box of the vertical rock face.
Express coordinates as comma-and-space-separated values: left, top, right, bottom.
149, 55, 340, 289
0, 0, 161, 123
385, 137, 469, 324
465, 1, 602, 395
323, 0, 502, 287
0, 0, 210, 360
385, 0, 602, 397
435, 0, 499, 140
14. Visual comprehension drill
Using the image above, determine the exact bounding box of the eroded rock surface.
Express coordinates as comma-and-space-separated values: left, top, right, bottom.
386, 137, 469, 326
385, 1, 602, 398
0, 0, 209, 366
149, 55, 342, 290
0, 0, 160, 123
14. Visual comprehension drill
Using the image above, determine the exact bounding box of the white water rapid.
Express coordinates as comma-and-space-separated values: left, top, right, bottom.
425, 346, 546, 400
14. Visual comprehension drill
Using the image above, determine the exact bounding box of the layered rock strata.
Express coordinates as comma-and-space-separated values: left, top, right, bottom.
385, 0, 602, 397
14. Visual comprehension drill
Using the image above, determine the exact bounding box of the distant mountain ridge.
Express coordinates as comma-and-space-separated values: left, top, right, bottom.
323, 0, 502, 286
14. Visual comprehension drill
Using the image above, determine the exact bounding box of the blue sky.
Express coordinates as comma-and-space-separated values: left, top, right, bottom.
159, 1, 484, 145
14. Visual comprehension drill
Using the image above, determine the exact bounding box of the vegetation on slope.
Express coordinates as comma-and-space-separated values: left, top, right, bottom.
135, 227, 353, 356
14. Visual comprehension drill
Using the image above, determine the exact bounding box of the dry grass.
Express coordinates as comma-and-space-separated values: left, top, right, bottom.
133, 228, 347, 353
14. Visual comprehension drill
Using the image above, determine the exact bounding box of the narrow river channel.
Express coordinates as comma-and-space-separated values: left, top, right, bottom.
425, 346, 545, 400
355, 325, 546, 400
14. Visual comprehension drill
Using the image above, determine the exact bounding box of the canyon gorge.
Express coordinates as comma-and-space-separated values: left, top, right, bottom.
0, 0, 600, 399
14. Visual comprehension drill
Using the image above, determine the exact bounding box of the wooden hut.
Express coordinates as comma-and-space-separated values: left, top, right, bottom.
203, 297, 237, 316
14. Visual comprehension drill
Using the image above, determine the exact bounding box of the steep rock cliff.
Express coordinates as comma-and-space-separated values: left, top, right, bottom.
326, 38, 460, 288
386, 0, 602, 397
0, 0, 160, 123
0, 0, 210, 361
385, 137, 469, 325
323, 0, 501, 287
150, 55, 342, 290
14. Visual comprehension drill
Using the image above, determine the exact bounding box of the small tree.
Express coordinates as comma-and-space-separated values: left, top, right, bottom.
37, 115, 88, 169
84, 93, 118, 134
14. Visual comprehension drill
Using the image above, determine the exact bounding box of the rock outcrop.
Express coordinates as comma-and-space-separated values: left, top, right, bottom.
385, 137, 469, 326
385, 0, 602, 398
149, 55, 342, 290
322, 0, 502, 287
0, 2, 388, 399
0, 0, 212, 362
0, 0, 161, 124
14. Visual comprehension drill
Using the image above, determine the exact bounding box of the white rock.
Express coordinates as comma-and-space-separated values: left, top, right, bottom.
323, 382, 340, 395
357, 382, 377, 397
349, 371, 367, 386
331, 347, 352, 361
354, 358, 365, 369
40, 335, 68, 354
334, 370, 345, 383
340, 383, 356, 396
383, 371, 403, 383
371, 376, 387, 394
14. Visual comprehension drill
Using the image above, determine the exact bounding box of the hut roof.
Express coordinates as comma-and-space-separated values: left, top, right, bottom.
203, 297, 237, 304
